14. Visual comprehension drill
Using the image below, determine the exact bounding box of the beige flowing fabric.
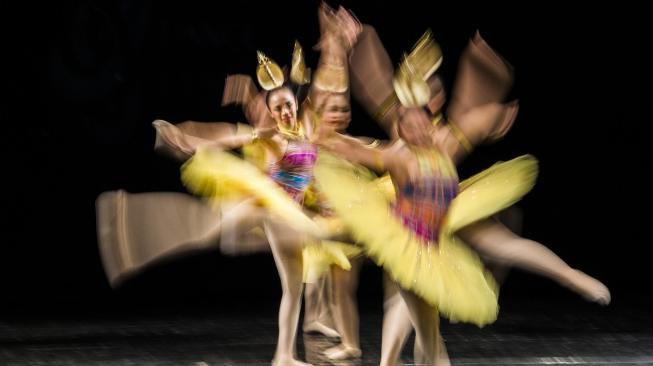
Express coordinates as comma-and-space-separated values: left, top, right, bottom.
96, 74, 304, 288
96, 190, 222, 287
97, 117, 273, 288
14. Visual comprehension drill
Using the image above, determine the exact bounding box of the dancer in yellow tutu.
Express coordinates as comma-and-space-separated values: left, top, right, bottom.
306, 98, 370, 360
181, 51, 317, 365
311, 28, 544, 364
146, 5, 366, 352
345, 23, 610, 365
293, 4, 369, 351
178, 6, 367, 365
301, 6, 369, 359
351, 25, 609, 307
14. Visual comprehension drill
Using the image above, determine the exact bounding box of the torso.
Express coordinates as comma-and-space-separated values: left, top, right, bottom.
392, 147, 459, 243
268, 137, 317, 204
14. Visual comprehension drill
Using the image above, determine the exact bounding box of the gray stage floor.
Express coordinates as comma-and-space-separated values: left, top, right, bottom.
1, 296, 650, 365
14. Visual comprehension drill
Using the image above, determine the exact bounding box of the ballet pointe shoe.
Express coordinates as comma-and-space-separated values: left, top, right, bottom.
566, 269, 611, 305
324, 344, 362, 360
303, 321, 341, 339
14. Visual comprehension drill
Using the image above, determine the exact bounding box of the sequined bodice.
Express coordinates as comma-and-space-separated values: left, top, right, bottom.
393, 148, 459, 242
268, 139, 317, 204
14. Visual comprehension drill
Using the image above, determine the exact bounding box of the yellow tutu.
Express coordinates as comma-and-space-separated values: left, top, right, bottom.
302, 240, 363, 283
447, 155, 538, 233
181, 147, 323, 238
303, 178, 363, 282
315, 151, 538, 326
182, 146, 358, 282
374, 156, 539, 233
303, 185, 363, 282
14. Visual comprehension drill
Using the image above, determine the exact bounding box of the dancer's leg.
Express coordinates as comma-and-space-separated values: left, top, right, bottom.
265, 221, 312, 366
379, 274, 415, 366
459, 219, 610, 304
303, 275, 340, 338
324, 256, 364, 359
398, 287, 450, 366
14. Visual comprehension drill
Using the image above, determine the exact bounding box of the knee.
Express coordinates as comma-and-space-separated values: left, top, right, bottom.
281, 280, 303, 298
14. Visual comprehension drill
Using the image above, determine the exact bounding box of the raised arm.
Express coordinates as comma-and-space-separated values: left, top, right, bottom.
316, 131, 395, 174
152, 119, 276, 158
222, 74, 276, 130
306, 4, 361, 112
348, 25, 399, 138
442, 32, 519, 163
152, 120, 236, 160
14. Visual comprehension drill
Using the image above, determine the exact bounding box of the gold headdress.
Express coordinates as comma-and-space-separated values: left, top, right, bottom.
256, 51, 284, 91
313, 62, 348, 93
312, 40, 348, 93
290, 41, 311, 85
256, 41, 311, 91
393, 30, 443, 107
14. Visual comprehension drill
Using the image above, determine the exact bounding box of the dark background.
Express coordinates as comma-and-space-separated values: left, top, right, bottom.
1, 0, 649, 312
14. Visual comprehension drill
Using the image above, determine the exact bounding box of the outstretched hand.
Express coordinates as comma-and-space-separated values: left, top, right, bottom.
316, 2, 362, 52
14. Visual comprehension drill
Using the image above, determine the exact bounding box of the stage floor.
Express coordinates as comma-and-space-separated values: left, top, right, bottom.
1, 296, 651, 365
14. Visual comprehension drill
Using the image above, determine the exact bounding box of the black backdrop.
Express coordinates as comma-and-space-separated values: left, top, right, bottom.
1, 0, 650, 310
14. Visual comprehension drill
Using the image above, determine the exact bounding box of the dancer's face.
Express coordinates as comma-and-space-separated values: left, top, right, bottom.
397, 107, 433, 147
267, 88, 298, 131
320, 94, 351, 132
